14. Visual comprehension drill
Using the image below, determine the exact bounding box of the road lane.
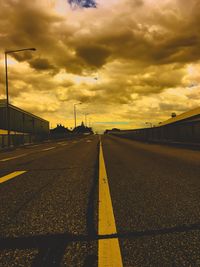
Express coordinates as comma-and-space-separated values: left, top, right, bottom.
98, 140, 123, 267
2, 134, 200, 266
0, 137, 89, 177
0, 137, 85, 163
102, 135, 200, 266
0, 135, 99, 267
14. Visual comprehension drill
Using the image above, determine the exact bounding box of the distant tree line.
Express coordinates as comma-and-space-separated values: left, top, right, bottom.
50, 122, 93, 136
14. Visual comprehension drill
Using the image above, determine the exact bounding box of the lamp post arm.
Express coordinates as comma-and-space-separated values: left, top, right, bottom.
5, 48, 36, 54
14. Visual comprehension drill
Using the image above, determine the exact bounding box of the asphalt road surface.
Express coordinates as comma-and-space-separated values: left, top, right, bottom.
0, 135, 200, 266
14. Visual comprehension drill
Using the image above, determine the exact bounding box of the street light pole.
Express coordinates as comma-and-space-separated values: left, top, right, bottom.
85, 113, 87, 127
74, 102, 82, 128
89, 118, 92, 128
85, 113, 89, 127
4, 48, 36, 147
5, 52, 10, 146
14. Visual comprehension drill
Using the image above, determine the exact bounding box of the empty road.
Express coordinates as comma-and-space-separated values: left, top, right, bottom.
0, 135, 200, 266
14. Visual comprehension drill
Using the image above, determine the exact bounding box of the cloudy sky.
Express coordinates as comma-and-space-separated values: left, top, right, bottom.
0, 0, 200, 132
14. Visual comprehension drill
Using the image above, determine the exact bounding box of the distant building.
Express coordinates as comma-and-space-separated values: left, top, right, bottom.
104, 128, 121, 134
0, 99, 49, 135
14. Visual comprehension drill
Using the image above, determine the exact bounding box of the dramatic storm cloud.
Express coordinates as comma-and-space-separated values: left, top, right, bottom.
0, 0, 200, 131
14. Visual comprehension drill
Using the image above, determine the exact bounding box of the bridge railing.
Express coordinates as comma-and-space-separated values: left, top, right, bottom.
109, 120, 200, 144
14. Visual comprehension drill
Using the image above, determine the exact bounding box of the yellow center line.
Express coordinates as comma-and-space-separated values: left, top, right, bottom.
98, 140, 123, 267
0, 153, 27, 162
0, 171, 26, 184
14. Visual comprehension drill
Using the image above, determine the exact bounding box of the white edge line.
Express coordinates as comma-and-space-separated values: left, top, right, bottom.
42, 147, 56, 151
0, 153, 28, 162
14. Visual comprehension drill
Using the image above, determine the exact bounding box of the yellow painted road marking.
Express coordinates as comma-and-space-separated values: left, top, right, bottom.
0, 171, 26, 184
98, 141, 123, 267
42, 147, 56, 151
0, 153, 27, 162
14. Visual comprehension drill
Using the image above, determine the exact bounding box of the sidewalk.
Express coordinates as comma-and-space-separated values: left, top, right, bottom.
111, 134, 200, 151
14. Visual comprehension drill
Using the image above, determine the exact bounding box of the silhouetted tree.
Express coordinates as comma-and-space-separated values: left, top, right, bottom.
73, 121, 94, 134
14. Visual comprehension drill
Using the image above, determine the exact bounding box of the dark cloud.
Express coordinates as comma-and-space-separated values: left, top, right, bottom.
0, 1, 62, 48
11, 51, 34, 62
1, 0, 200, 73
1, 0, 199, 76
76, 44, 110, 68
29, 57, 58, 73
